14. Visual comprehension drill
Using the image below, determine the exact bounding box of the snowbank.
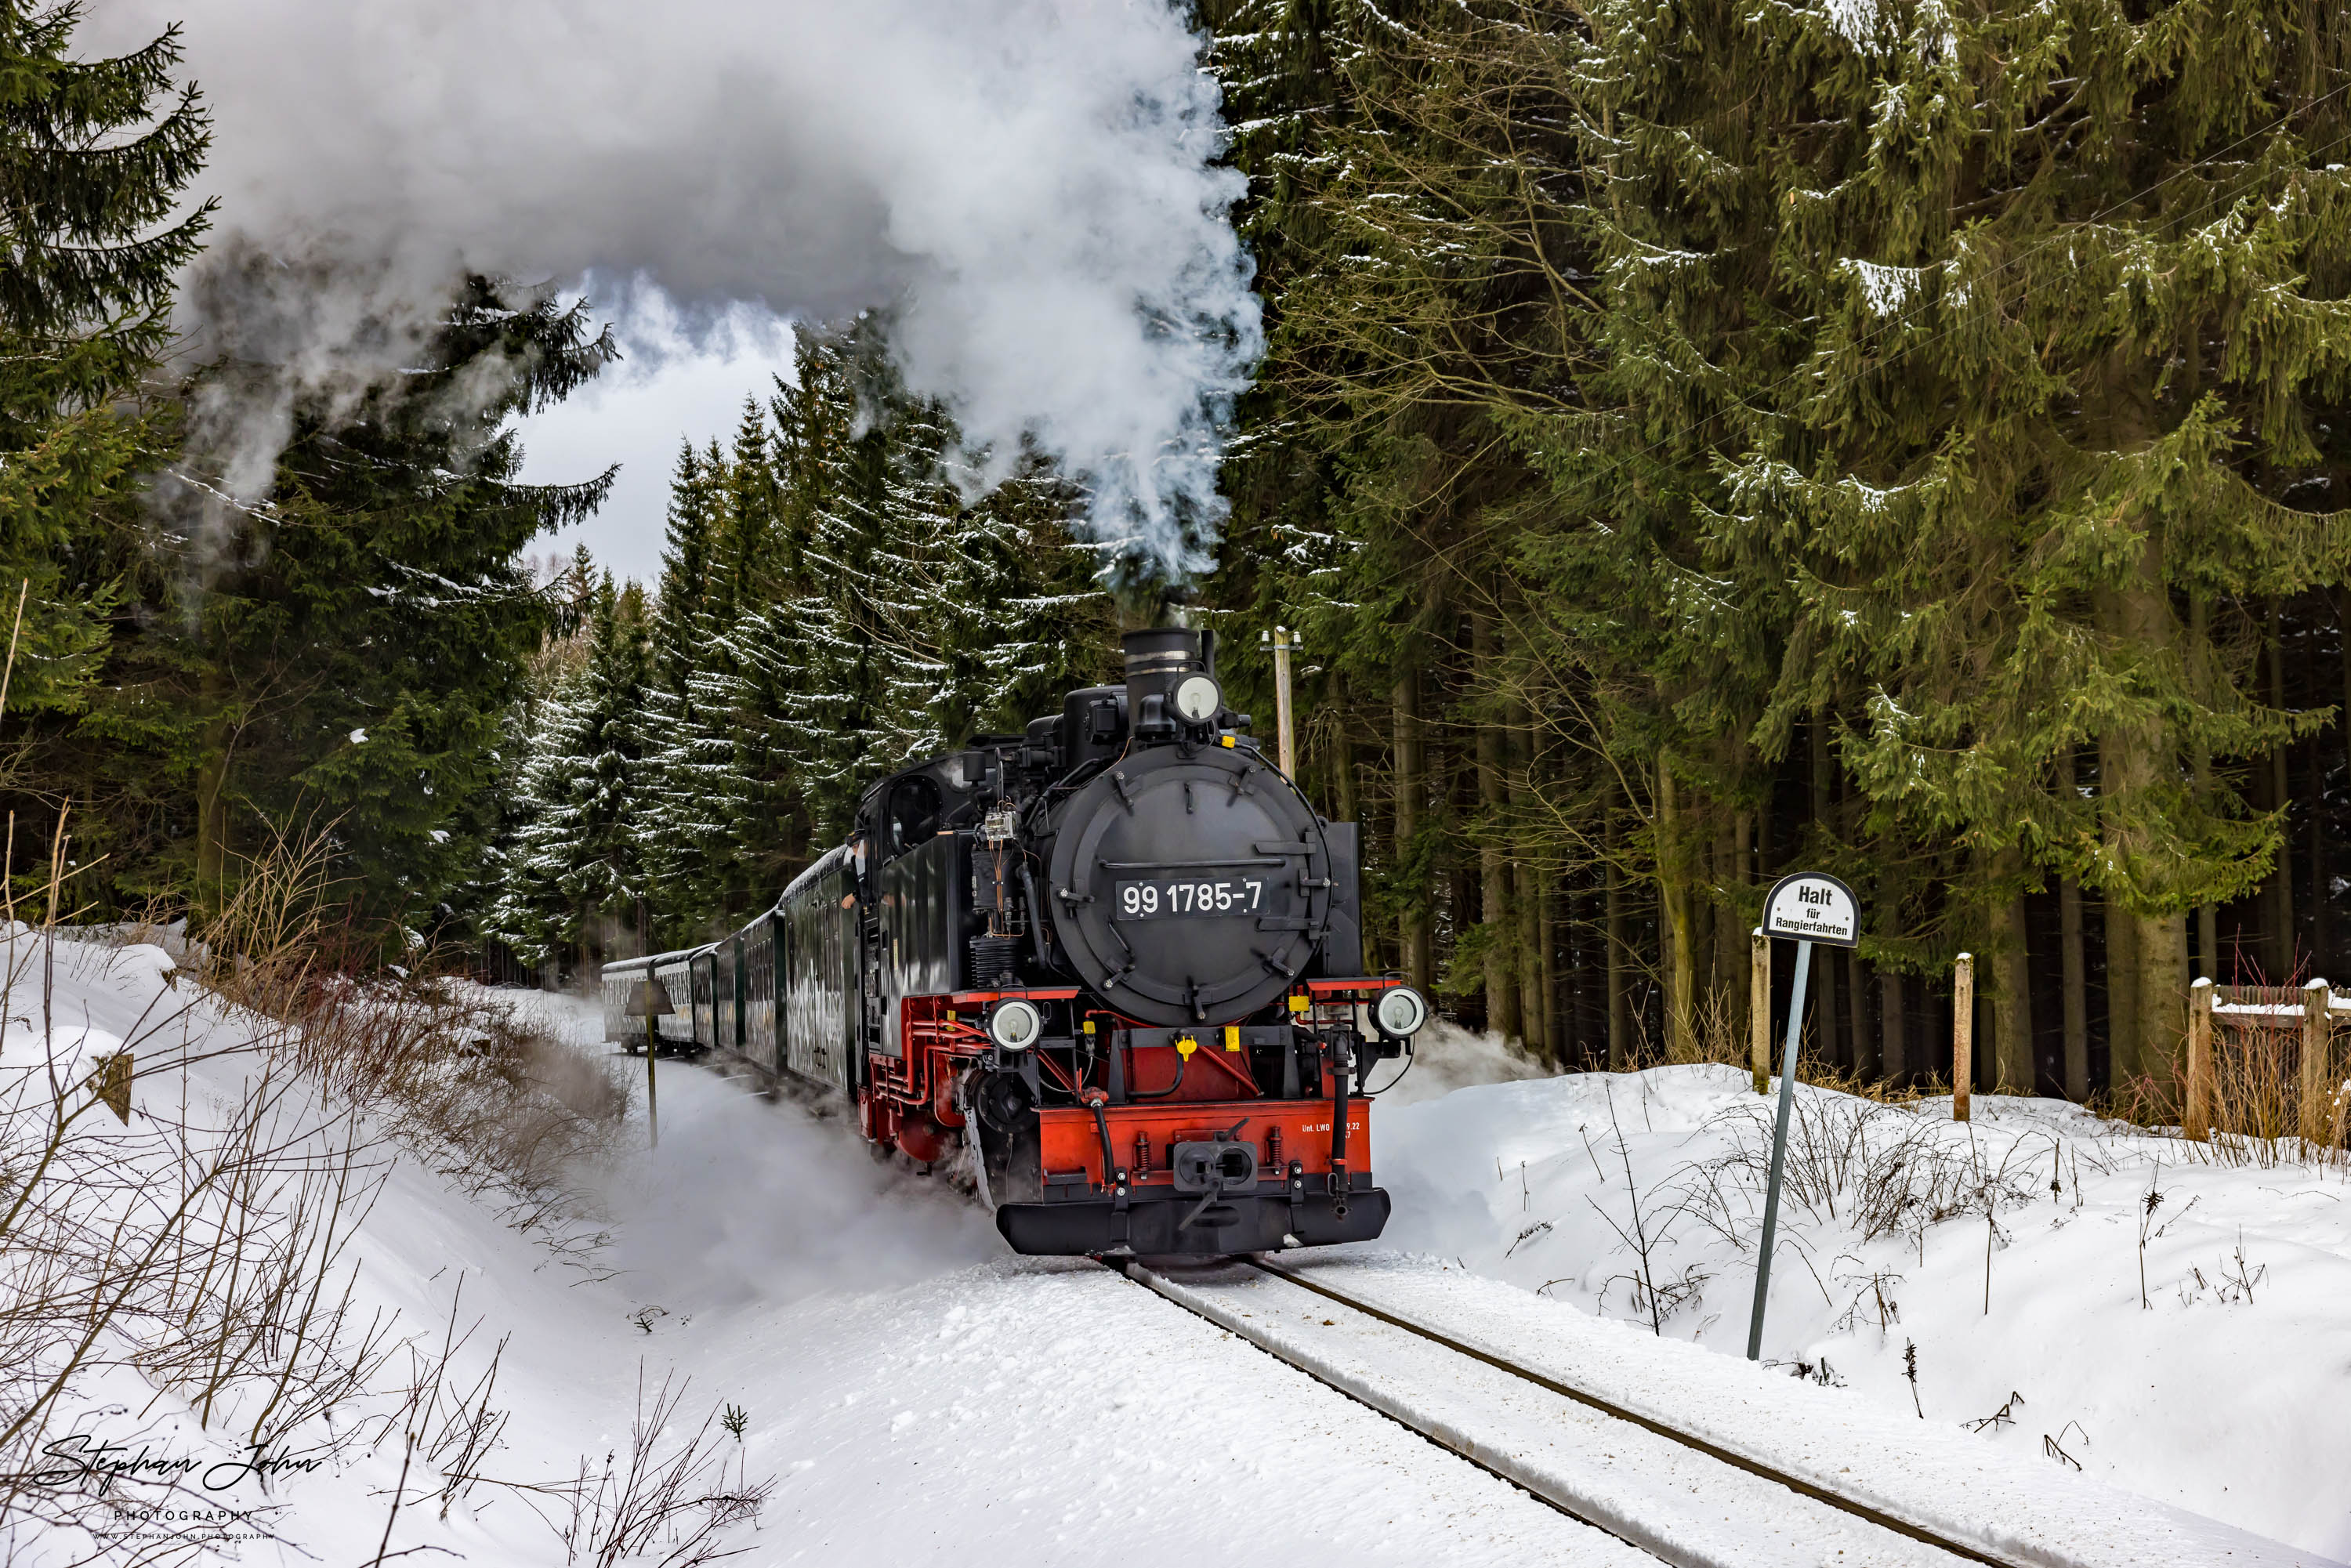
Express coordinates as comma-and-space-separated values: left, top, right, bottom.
1374, 1065, 2351, 1558
13, 948, 2336, 1564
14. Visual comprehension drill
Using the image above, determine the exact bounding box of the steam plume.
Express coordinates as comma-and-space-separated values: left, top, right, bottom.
94, 0, 1262, 581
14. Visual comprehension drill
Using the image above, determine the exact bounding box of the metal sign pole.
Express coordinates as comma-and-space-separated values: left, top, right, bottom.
1746, 937, 1813, 1362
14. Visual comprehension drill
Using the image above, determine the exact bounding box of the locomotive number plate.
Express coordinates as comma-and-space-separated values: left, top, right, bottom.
1114, 877, 1266, 918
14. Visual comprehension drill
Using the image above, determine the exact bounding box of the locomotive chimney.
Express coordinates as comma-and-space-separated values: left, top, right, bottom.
1121, 627, 1201, 709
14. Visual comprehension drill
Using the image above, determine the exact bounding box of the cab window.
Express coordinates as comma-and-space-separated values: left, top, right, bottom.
886, 777, 941, 859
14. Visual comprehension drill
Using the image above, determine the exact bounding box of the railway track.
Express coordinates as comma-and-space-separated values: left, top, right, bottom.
1113, 1255, 2026, 1568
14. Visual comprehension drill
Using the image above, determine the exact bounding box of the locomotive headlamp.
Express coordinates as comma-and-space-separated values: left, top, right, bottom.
1372, 985, 1429, 1040
986, 998, 1044, 1052
1172, 673, 1222, 725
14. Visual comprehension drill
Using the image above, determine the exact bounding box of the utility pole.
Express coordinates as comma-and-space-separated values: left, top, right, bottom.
1262, 625, 1298, 776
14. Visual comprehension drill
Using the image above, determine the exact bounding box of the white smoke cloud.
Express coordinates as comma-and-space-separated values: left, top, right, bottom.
94, 0, 1262, 580
1375, 1021, 1559, 1106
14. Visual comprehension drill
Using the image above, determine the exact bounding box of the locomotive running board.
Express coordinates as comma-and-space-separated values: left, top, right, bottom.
995, 1188, 1389, 1257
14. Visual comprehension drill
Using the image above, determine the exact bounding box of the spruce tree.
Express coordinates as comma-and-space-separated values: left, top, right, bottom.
1200, 0, 2351, 1088
759, 325, 1113, 838
634, 408, 792, 936
1206, 0, 1625, 1048
1574, 0, 2351, 1081
608, 320, 1115, 947
491, 570, 650, 975
155, 273, 618, 936
0, 4, 211, 890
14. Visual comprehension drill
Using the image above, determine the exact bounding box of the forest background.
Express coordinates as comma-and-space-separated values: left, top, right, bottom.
13, 0, 2350, 1107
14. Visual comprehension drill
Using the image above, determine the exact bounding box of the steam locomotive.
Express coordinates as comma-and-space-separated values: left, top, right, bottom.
600, 628, 1428, 1256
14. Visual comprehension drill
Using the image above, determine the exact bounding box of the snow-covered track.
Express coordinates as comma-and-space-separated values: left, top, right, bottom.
1117, 1257, 2045, 1568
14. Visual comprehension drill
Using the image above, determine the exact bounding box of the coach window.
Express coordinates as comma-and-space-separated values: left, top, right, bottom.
886, 777, 941, 859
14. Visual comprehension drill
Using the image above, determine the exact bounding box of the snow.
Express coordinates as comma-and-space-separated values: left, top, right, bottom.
1154, 1257, 2305, 1568
11, 945, 2343, 1566
350, 728, 366, 744
2211, 998, 2349, 1019
737, 1258, 1614, 1565
1375, 1066, 2351, 1559
1839, 475, 1903, 516
1826, 0, 1886, 43
1139, 1260, 1957, 1568
1378, 1019, 1556, 1106
2, 1017, 129, 1080
1842, 258, 1922, 317
368, 992, 1599, 1566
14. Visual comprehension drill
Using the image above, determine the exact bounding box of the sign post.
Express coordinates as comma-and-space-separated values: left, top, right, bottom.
1747, 871, 1860, 1361
626, 977, 674, 1150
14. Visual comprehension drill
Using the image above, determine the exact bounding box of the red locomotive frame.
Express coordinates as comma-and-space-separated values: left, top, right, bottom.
863, 977, 1403, 1200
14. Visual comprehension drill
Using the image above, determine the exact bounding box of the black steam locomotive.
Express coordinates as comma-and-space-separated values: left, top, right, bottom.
602, 628, 1427, 1255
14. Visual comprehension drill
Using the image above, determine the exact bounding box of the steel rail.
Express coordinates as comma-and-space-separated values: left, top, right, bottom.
1113, 1255, 2027, 1568
1248, 1258, 2029, 1567
1104, 1257, 1616, 1543
1245, 1257, 2027, 1567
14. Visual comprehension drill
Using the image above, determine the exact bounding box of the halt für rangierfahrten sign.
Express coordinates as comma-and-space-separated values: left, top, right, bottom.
1748, 867, 1862, 1363
1760, 871, 1860, 948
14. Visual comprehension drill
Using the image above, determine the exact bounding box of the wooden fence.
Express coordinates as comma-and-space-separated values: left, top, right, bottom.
2186, 978, 2344, 1145
1743, 950, 2346, 1149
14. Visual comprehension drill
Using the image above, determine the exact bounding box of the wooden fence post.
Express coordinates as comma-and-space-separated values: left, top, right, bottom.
1751, 928, 1770, 1095
1953, 952, 1973, 1123
2185, 977, 2212, 1143
2302, 980, 2331, 1148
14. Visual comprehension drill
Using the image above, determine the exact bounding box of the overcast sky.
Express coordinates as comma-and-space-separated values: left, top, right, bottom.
513, 301, 796, 586
96, 0, 1259, 591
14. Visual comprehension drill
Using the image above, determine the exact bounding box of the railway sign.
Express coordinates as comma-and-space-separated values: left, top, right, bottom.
1761, 871, 1859, 947
1748, 869, 1862, 1363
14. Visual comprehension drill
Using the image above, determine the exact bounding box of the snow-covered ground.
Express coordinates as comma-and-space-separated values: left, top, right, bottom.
1376, 1062, 2351, 1559
8, 944, 2345, 1565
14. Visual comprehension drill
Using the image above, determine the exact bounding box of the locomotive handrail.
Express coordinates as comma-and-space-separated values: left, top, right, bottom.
1097, 856, 1285, 871
1121, 1042, 1188, 1099
599, 946, 701, 974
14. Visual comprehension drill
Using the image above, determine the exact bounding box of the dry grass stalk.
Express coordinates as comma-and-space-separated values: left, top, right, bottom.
1641, 986, 1944, 1106
2111, 1012, 2349, 1170
286, 974, 629, 1248
1, 822, 637, 1561
0, 930, 391, 1563
571, 1366, 772, 1568
188, 820, 630, 1244
485, 1365, 773, 1568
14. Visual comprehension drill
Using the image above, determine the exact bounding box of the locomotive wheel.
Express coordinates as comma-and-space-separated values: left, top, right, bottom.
973, 1068, 1033, 1131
